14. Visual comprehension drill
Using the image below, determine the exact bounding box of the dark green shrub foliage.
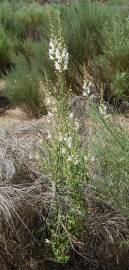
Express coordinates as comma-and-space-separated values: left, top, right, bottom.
0, 23, 14, 73
60, 0, 129, 100
1, 0, 129, 111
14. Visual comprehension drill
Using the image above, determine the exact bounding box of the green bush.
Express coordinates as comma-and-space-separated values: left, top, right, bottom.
0, 0, 52, 75
60, 0, 129, 100
0, 1, 14, 30
12, 2, 49, 39
0, 0, 49, 39
5, 57, 47, 117
0, 24, 14, 73
60, 0, 109, 93
62, 0, 105, 63
89, 108, 129, 217
100, 16, 129, 99
2, 0, 129, 110
17, 38, 55, 80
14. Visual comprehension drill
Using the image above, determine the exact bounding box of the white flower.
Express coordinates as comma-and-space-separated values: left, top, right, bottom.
49, 38, 57, 50
47, 112, 53, 118
58, 56, 63, 64
49, 48, 55, 57
99, 103, 107, 116
49, 39, 54, 48
67, 156, 72, 162
47, 118, 50, 123
49, 36, 69, 73
87, 87, 91, 95
69, 112, 74, 119
82, 80, 92, 97
67, 141, 72, 148
74, 159, 79, 165
64, 65, 68, 71
35, 153, 40, 160
49, 39, 56, 60
83, 91, 88, 97
55, 48, 61, 60
47, 131, 52, 139
55, 61, 61, 72
59, 134, 63, 142
45, 239, 50, 245
74, 120, 79, 131
89, 81, 92, 87
67, 137, 72, 148
49, 54, 54, 60
62, 48, 67, 58
63, 52, 69, 71
62, 148, 66, 154
83, 81, 87, 91
91, 156, 96, 162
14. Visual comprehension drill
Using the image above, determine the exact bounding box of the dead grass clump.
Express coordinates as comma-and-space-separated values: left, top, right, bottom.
0, 117, 50, 221
83, 188, 129, 269
0, 119, 54, 269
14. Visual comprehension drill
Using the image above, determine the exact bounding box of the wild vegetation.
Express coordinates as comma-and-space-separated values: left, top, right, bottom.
1, 0, 129, 269
0, 0, 128, 114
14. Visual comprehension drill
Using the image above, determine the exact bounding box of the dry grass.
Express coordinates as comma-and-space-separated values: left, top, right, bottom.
0, 112, 55, 269
0, 110, 52, 221
0, 104, 129, 269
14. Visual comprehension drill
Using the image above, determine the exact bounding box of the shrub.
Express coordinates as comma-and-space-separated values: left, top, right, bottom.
0, 23, 15, 74
5, 57, 47, 117
60, 0, 129, 101
100, 15, 129, 100
88, 108, 129, 217
0, 1, 14, 30
60, 0, 109, 93
13, 2, 49, 39
2, 0, 129, 103
17, 38, 56, 81
62, 0, 106, 62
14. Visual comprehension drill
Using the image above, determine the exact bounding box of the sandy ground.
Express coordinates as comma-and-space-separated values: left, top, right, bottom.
0, 107, 27, 125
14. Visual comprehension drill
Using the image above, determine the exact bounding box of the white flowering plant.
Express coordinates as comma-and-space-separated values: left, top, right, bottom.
40, 12, 89, 264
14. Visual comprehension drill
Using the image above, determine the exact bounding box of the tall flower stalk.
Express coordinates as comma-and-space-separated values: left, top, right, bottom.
48, 12, 69, 74
99, 83, 107, 116
40, 11, 89, 263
